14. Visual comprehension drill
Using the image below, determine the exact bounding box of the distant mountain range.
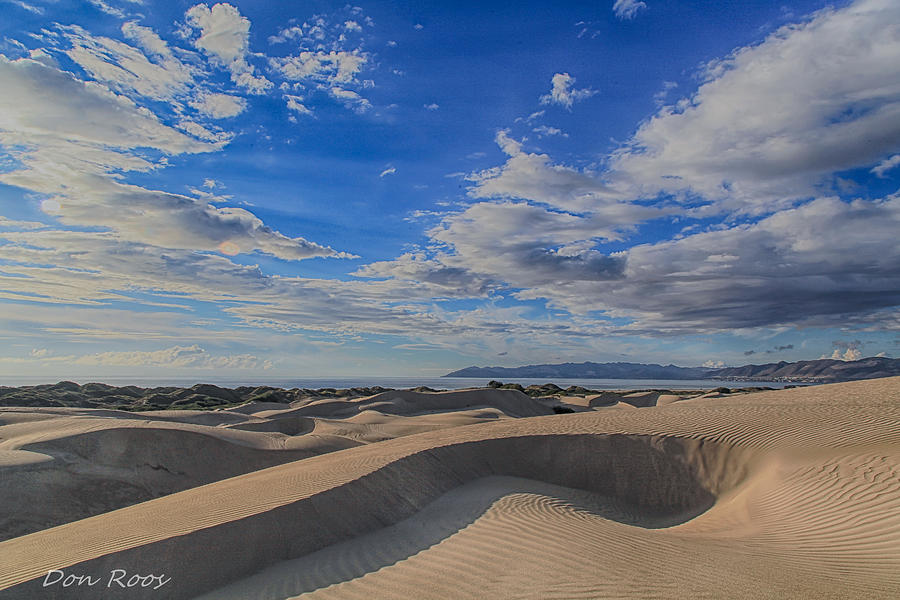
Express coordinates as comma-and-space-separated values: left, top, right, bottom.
445, 357, 900, 383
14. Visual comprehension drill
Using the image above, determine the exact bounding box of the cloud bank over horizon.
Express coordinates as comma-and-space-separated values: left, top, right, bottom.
0, 0, 898, 378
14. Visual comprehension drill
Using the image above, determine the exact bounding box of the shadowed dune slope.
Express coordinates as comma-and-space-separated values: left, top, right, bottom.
0, 377, 898, 599
291, 388, 554, 418
0, 389, 545, 541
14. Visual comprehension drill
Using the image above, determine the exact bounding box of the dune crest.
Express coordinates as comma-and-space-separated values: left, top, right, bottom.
0, 378, 898, 599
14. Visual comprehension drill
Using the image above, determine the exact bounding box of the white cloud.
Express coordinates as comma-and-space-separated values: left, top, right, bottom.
532, 125, 568, 137
88, 0, 126, 18
423, 202, 628, 289
185, 2, 272, 94
467, 131, 630, 215
610, 0, 900, 211
362, 194, 900, 334
823, 347, 863, 361
652, 80, 677, 105
379, 167, 396, 177
515, 110, 545, 125
613, 0, 647, 20
0, 56, 348, 263
8, 1, 44, 15
186, 3, 247, 65
539, 72, 597, 110
61, 24, 195, 102
285, 94, 313, 115
121, 21, 172, 58
17, 344, 272, 370
702, 360, 725, 368
872, 154, 900, 178
0, 56, 211, 160
586, 195, 900, 331
424, 103, 439, 110
329, 86, 371, 113
271, 50, 367, 84
0, 216, 45, 229
190, 92, 247, 118
265, 12, 373, 114
820, 340, 867, 361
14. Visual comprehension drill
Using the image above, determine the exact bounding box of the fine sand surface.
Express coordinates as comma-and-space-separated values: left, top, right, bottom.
0, 389, 551, 540
0, 379, 898, 599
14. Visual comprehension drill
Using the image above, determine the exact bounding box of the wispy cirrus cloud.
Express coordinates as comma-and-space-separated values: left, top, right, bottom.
612, 0, 647, 21
1, 344, 272, 370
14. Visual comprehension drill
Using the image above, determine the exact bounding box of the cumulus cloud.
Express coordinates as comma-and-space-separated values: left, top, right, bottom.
377, 194, 900, 334
356, 251, 493, 296
62, 23, 196, 102
271, 50, 367, 84
872, 154, 900, 178
266, 9, 373, 113
328, 86, 371, 113
422, 201, 628, 290
821, 341, 864, 361
467, 131, 654, 223
285, 94, 313, 115
185, 2, 272, 94
610, 0, 900, 211
0, 56, 212, 162
613, 0, 647, 20
539, 73, 597, 110
121, 21, 172, 57
532, 125, 568, 138
0, 216, 45, 229
0, 55, 349, 262
826, 348, 863, 360
589, 196, 900, 331
190, 92, 247, 118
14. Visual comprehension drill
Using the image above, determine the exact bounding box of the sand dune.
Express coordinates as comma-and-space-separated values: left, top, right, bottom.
0, 378, 898, 599
0, 389, 542, 540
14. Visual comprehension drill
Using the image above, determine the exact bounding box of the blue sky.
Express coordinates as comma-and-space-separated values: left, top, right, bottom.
0, 0, 898, 379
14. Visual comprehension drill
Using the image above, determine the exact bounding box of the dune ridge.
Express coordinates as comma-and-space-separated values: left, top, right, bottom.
0, 377, 898, 599
0, 389, 548, 540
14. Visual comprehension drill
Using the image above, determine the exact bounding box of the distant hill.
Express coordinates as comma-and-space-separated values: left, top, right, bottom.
445, 357, 900, 383
710, 357, 900, 382
444, 361, 711, 380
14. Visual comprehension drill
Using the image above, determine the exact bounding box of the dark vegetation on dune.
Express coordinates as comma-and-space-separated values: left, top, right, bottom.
0, 382, 393, 411
0, 381, 778, 411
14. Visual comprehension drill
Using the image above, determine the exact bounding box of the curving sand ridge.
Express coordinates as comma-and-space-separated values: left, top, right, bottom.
0, 378, 898, 598
0, 389, 548, 540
